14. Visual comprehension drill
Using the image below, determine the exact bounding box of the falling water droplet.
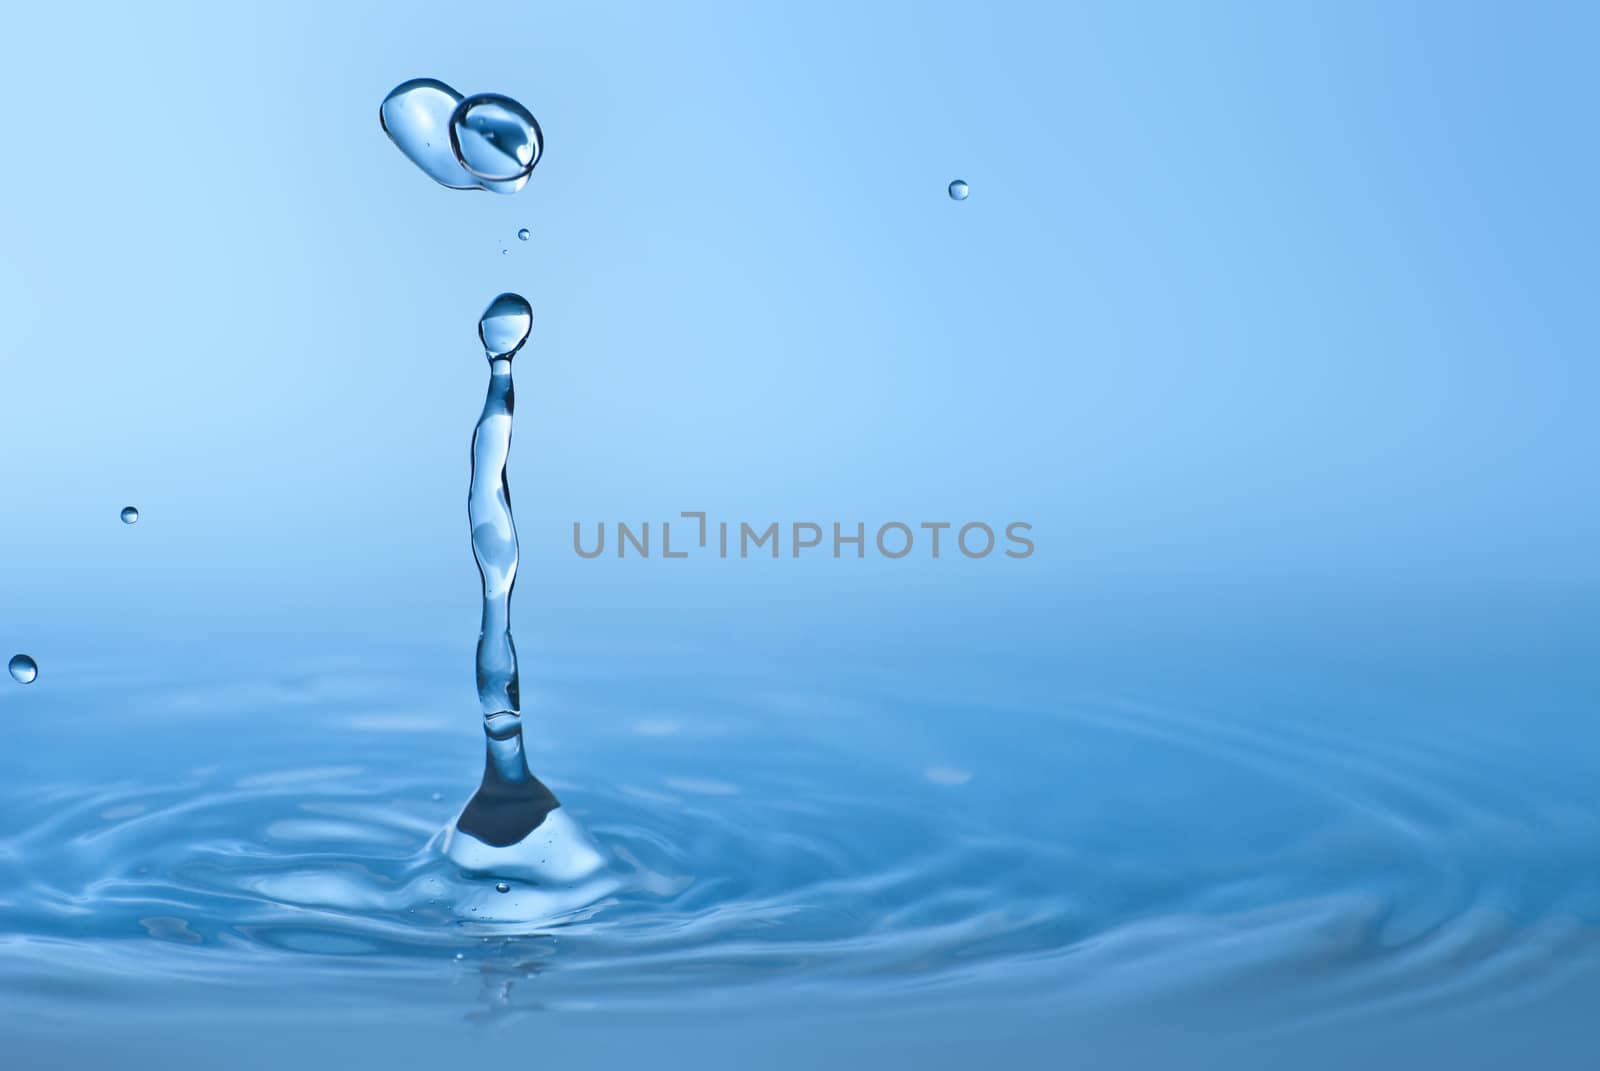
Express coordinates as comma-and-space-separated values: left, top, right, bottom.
380, 78, 482, 190
517, 228, 530, 241
120, 506, 139, 524
478, 293, 533, 361
948, 179, 969, 201
495, 882, 510, 894
8, 655, 38, 684
450, 94, 542, 193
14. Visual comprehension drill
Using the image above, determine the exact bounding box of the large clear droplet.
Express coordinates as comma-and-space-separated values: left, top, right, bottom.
450, 94, 542, 193
517, 228, 530, 241
120, 506, 139, 524
380, 78, 482, 190
8, 654, 37, 684
948, 179, 970, 201
478, 293, 533, 360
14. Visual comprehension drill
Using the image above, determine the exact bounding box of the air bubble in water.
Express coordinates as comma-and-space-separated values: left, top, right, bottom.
478, 293, 533, 361
517, 228, 530, 241
450, 94, 543, 192
120, 506, 139, 524
8, 655, 37, 684
948, 179, 970, 201
495, 882, 510, 894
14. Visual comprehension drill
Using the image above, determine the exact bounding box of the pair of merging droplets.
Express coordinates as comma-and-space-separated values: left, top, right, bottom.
380, 78, 542, 193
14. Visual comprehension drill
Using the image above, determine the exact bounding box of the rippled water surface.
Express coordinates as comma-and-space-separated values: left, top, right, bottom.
3, 616, 1598, 1067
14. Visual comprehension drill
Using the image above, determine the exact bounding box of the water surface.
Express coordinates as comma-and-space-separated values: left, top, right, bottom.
2, 604, 1597, 1068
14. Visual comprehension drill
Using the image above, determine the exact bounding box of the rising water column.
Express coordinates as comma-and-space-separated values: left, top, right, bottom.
435, 294, 605, 883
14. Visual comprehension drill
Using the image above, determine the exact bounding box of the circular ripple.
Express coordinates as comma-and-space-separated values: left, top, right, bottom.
1, 671, 1597, 1026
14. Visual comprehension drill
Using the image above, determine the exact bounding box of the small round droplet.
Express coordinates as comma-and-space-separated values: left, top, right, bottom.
495, 882, 510, 894
500, 248, 508, 255
517, 228, 530, 241
948, 179, 969, 201
8, 654, 38, 684
450, 94, 543, 186
478, 293, 533, 360
120, 506, 139, 524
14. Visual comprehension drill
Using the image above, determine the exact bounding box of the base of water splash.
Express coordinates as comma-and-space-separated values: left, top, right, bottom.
430, 712, 608, 885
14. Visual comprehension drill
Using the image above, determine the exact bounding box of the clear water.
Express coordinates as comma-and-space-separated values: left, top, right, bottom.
476, 293, 533, 362
379, 78, 481, 190
467, 331, 519, 718
5, 3, 1599, 1068
450, 94, 543, 189
120, 506, 139, 524
948, 179, 969, 201
4, 613, 1597, 1067
6, 654, 37, 684
380, 80, 540, 195
436, 293, 606, 887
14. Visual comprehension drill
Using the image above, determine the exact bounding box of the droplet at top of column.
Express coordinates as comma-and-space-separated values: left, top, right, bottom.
478, 293, 533, 361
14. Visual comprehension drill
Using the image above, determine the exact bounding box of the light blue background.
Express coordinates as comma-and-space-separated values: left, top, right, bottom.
2, 0, 1597, 691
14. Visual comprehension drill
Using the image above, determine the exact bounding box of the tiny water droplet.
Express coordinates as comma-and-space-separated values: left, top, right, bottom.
454, 953, 465, 960
120, 506, 139, 524
478, 293, 533, 360
517, 228, 530, 241
450, 94, 543, 189
495, 882, 510, 893
8, 654, 38, 684
948, 179, 969, 201
431, 792, 442, 801
500, 248, 508, 255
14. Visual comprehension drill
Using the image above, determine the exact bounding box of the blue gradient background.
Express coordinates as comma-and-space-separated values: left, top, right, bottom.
2, 1, 1599, 1067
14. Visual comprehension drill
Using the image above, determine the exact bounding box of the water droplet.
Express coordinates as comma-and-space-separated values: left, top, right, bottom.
495, 882, 510, 893
478, 293, 533, 361
517, 228, 530, 241
380, 78, 482, 190
120, 506, 139, 524
8, 655, 38, 684
500, 248, 508, 255
948, 179, 969, 201
431, 792, 442, 801
450, 94, 542, 191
